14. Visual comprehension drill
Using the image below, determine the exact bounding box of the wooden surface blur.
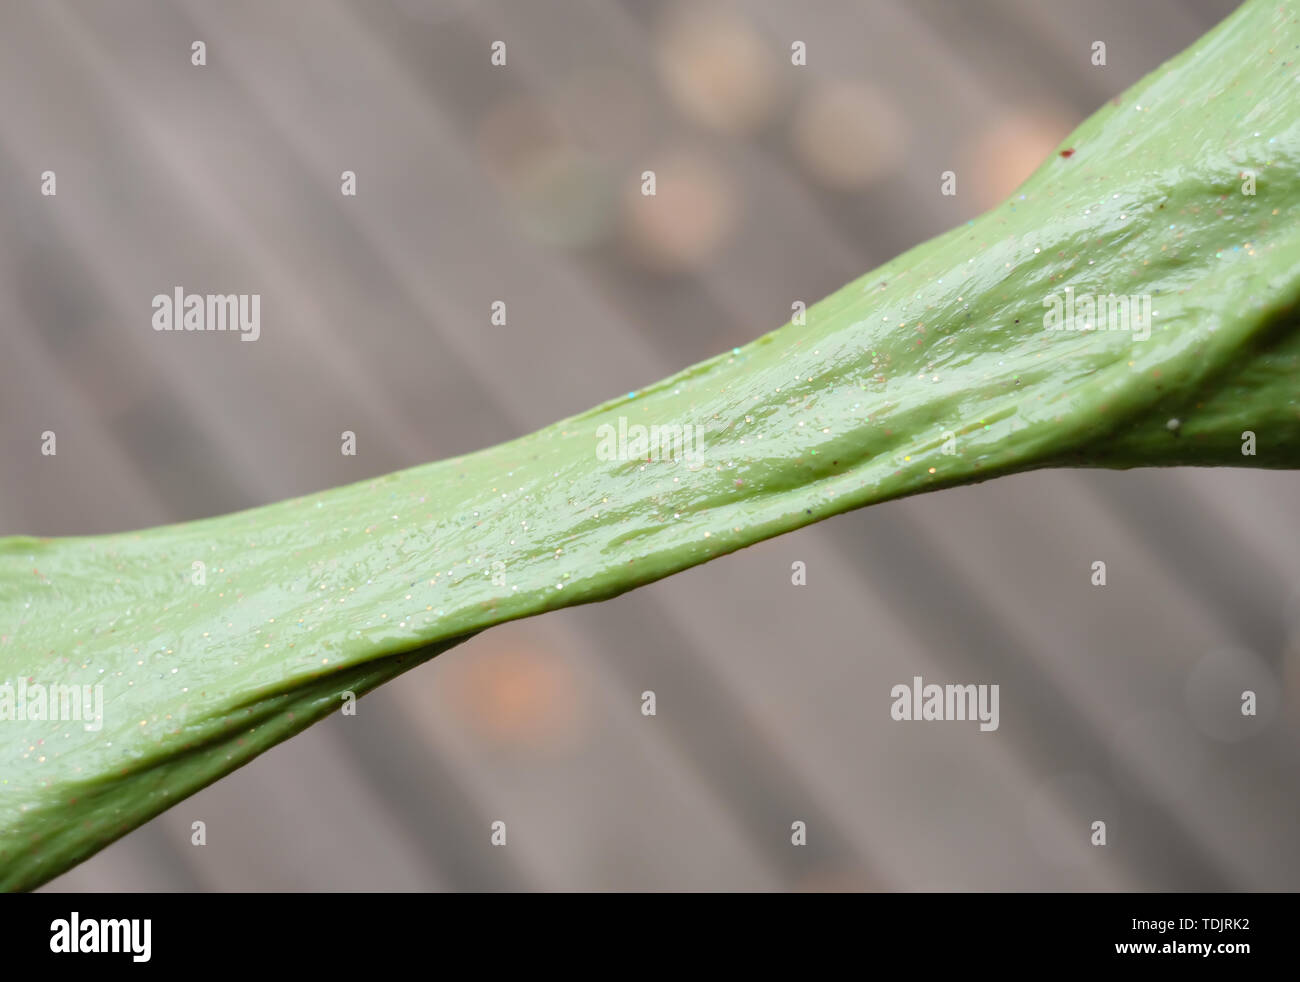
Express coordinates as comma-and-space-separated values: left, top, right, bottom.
1, 0, 1297, 890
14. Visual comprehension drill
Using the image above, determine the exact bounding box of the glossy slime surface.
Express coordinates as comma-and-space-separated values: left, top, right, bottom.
3, 0, 1299, 890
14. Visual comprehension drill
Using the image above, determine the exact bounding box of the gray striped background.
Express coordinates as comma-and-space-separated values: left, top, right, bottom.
2, 0, 1296, 891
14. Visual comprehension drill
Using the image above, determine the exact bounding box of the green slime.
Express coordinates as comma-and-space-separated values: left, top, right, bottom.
3, 0, 1299, 890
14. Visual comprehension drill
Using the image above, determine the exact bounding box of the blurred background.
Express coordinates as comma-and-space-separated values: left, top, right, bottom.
4, 0, 1298, 890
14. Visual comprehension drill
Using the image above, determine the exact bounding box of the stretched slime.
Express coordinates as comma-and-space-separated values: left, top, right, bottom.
3, 0, 1299, 890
